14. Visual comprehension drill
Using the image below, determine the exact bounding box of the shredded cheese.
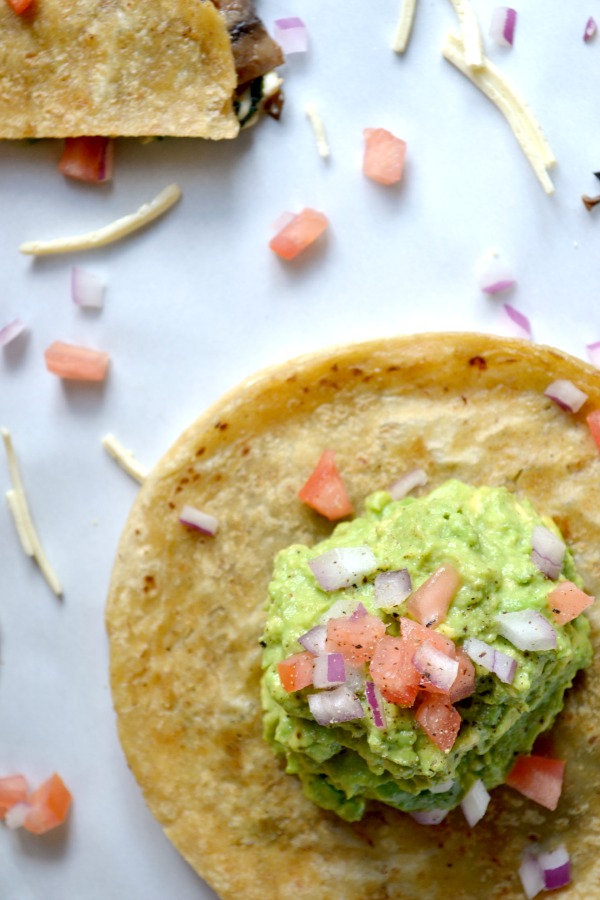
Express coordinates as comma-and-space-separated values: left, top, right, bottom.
305, 103, 331, 159
442, 31, 555, 194
102, 433, 148, 484
447, 0, 483, 68
2, 427, 62, 597
19, 183, 182, 256
6, 489, 34, 556
392, 0, 418, 53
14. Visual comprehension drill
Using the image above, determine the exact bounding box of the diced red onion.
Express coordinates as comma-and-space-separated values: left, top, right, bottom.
504, 304, 532, 340
476, 252, 516, 294
345, 662, 366, 693
584, 16, 597, 41
463, 637, 496, 671
312, 652, 347, 688
178, 504, 218, 536
531, 524, 565, 580
585, 340, 600, 367
460, 779, 490, 827
430, 779, 455, 794
307, 684, 364, 725
389, 468, 428, 500
374, 569, 412, 608
5, 802, 30, 830
365, 679, 386, 728
413, 641, 459, 691
350, 602, 368, 619
491, 648, 517, 684
463, 637, 517, 684
490, 7, 517, 46
298, 624, 327, 655
0, 318, 26, 348
539, 845, 571, 890
71, 266, 105, 309
544, 379, 588, 414
273, 17, 308, 54
410, 808, 449, 825
496, 610, 557, 651
319, 597, 361, 623
519, 852, 546, 900
308, 546, 377, 591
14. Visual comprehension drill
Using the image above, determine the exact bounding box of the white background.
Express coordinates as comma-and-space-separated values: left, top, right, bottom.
1, 1, 600, 897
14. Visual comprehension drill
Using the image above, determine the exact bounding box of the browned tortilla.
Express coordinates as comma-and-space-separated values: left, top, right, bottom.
106, 333, 600, 899
0, 0, 239, 138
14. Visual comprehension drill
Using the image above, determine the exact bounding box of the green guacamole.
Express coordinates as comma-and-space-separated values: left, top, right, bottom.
261, 481, 592, 822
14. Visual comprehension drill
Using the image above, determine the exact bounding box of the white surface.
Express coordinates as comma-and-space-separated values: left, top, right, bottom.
1, 2, 600, 897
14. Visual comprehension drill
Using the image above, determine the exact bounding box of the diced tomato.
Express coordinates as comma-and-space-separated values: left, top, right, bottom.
0, 775, 28, 818
547, 580, 594, 625
277, 651, 314, 692
447, 648, 476, 703
269, 208, 329, 260
326, 614, 386, 665
414, 694, 462, 752
44, 341, 110, 382
298, 450, 353, 521
363, 128, 407, 185
406, 564, 461, 627
369, 635, 420, 707
586, 409, 600, 451
23, 773, 72, 835
505, 755, 565, 811
398, 618, 459, 695
58, 137, 114, 183
6, 0, 33, 14
399, 617, 456, 658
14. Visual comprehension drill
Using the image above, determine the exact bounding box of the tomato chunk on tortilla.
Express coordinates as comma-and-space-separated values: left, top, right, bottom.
505, 755, 565, 810
298, 450, 353, 520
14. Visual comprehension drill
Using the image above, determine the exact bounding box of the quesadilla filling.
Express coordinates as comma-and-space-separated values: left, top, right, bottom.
215, 0, 285, 125
261, 480, 593, 822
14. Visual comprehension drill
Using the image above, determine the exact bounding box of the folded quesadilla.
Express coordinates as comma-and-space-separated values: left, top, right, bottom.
106, 334, 600, 899
0, 0, 283, 139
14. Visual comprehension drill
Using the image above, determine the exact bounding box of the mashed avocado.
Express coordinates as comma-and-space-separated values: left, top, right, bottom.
261, 480, 592, 822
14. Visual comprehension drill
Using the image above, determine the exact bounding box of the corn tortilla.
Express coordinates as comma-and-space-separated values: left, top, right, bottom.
0, 0, 238, 139
106, 333, 600, 899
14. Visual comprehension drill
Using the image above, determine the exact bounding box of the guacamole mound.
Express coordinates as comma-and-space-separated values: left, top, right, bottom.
261, 480, 592, 822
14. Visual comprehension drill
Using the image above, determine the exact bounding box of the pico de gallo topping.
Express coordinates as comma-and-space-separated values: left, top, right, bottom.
1, 772, 72, 834
263, 479, 594, 834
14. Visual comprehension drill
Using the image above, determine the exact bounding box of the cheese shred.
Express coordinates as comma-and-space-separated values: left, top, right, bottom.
447, 0, 483, 68
19, 183, 182, 256
442, 31, 555, 194
102, 433, 148, 484
392, 0, 417, 53
305, 103, 331, 159
2, 427, 63, 597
